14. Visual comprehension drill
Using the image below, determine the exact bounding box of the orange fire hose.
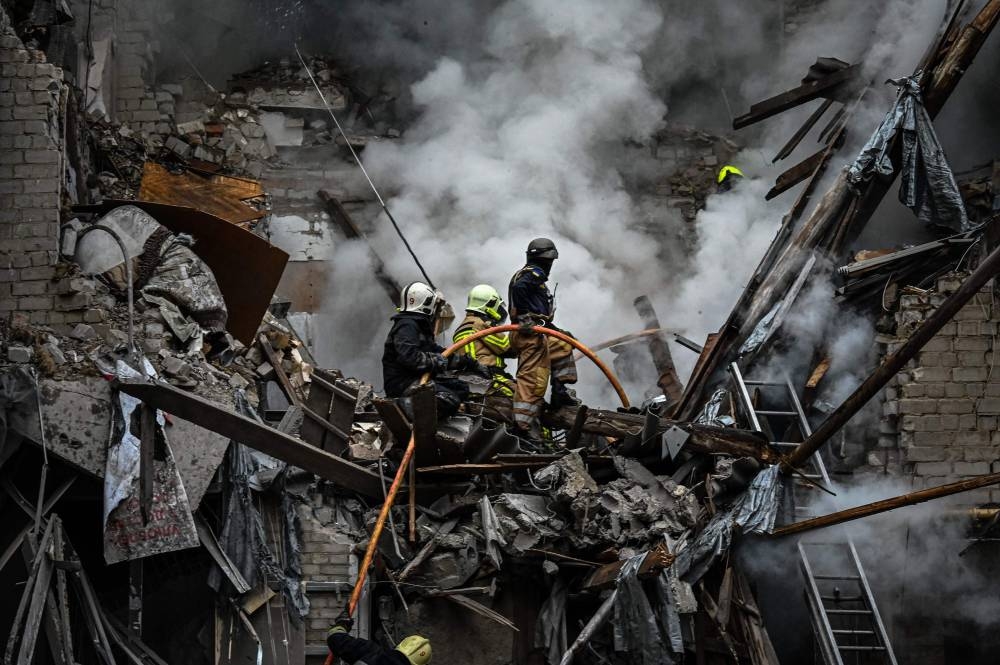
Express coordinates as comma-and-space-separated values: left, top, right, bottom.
330, 325, 629, 657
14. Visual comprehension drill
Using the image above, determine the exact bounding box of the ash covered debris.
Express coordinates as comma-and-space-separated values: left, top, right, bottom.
4, 0, 1000, 664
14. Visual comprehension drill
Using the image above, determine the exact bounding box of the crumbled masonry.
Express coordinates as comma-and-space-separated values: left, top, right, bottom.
3, 1, 1000, 664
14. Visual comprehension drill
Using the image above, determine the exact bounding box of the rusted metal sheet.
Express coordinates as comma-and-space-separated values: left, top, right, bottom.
73, 200, 289, 345
138, 163, 265, 226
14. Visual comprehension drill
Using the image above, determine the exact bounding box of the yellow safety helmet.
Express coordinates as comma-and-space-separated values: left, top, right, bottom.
466, 284, 507, 322
717, 164, 745, 184
396, 635, 432, 665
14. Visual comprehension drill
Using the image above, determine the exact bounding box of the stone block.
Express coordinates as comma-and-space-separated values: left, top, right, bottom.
938, 399, 974, 414
54, 293, 92, 311
955, 337, 991, 352
976, 398, 1000, 415
953, 367, 988, 382
955, 430, 992, 446
898, 398, 938, 415
914, 461, 952, 476
911, 366, 951, 382
19, 265, 54, 280
955, 305, 987, 321
11, 280, 45, 296
905, 446, 946, 462
953, 461, 990, 476
914, 431, 954, 446
7, 345, 32, 362
924, 383, 946, 398
921, 337, 952, 352
964, 447, 1000, 462
17, 295, 51, 310
23, 149, 58, 164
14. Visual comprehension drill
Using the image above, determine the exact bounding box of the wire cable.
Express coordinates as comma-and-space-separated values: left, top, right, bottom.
294, 44, 435, 288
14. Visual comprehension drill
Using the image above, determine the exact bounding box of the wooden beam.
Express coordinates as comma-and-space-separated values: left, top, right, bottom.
733, 64, 859, 129
785, 243, 1000, 470
138, 405, 155, 524
114, 378, 385, 498
318, 190, 401, 305
580, 544, 674, 591
542, 407, 779, 464
634, 296, 683, 406
771, 472, 1000, 537
258, 334, 302, 407
765, 147, 828, 200
773, 98, 834, 162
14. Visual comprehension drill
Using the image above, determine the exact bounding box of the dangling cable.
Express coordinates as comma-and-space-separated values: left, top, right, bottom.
294, 44, 435, 288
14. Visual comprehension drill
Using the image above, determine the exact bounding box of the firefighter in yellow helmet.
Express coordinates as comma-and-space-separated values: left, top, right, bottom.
328, 613, 431, 665
452, 285, 516, 398
717, 164, 745, 192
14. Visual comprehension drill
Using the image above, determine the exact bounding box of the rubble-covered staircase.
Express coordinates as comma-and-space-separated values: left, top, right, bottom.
730, 365, 898, 665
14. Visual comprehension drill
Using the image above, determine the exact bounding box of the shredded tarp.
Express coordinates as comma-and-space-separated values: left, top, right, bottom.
209, 391, 309, 620
104, 358, 199, 562
536, 575, 568, 664
479, 495, 507, 570
0, 367, 38, 467
674, 465, 782, 584
694, 388, 734, 427
612, 553, 678, 665
847, 74, 969, 233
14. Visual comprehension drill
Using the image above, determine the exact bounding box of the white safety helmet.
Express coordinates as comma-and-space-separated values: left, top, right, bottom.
399, 282, 440, 317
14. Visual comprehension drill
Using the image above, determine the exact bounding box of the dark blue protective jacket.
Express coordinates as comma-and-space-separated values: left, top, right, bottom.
508, 263, 554, 324
328, 630, 410, 665
381, 312, 444, 397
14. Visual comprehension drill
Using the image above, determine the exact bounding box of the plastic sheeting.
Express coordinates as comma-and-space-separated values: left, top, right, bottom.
208, 392, 309, 620
103, 358, 199, 563
536, 576, 568, 664
0, 368, 37, 467
612, 554, 680, 665
674, 465, 782, 584
479, 495, 507, 570
694, 388, 735, 428
847, 75, 969, 233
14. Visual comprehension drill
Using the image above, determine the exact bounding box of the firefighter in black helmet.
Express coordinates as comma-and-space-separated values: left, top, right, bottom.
507, 238, 579, 439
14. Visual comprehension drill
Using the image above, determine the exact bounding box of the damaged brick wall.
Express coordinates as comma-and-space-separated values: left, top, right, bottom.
0, 4, 64, 323
860, 273, 1000, 503
297, 498, 357, 651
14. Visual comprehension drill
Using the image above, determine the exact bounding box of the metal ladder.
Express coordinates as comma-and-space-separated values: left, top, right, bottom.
729, 362, 833, 518
729, 363, 897, 665
799, 542, 897, 665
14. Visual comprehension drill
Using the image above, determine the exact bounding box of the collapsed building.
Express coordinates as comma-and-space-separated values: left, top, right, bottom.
3, 1, 1000, 665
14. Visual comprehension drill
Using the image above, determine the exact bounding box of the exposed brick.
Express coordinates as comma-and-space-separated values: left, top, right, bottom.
957, 351, 987, 366
16, 295, 51, 310
957, 321, 983, 336
921, 337, 952, 352
11, 280, 46, 296
964, 447, 1000, 462
953, 367, 988, 382
23, 149, 58, 164
21, 179, 57, 194
955, 430, 992, 446
898, 398, 938, 414
954, 337, 991, 351
976, 398, 1000, 415
18, 265, 54, 280
914, 461, 952, 476
955, 305, 988, 321
954, 461, 991, 476
911, 366, 951, 382
924, 383, 946, 398
914, 431, 955, 446
938, 399, 974, 414
905, 446, 946, 462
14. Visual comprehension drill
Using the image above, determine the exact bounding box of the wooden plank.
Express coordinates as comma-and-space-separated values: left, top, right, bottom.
195, 516, 252, 595
765, 147, 828, 200
773, 98, 834, 162
139, 405, 156, 523
733, 64, 859, 129
5, 519, 55, 665
372, 398, 411, 451
634, 296, 683, 406
410, 383, 438, 463
318, 190, 401, 305
17, 543, 55, 665
138, 163, 265, 225
115, 379, 385, 498
0, 478, 75, 576
258, 334, 302, 407
580, 544, 674, 591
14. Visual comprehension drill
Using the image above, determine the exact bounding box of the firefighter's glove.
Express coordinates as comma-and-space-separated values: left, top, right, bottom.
331, 609, 354, 633
470, 363, 493, 380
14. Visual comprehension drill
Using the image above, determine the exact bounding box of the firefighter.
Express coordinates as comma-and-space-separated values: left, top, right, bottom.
716, 164, 745, 192
508, 238, 579, 439
382, 281, 489, 418
328, 614, 431, 665
452, 284, 516, 398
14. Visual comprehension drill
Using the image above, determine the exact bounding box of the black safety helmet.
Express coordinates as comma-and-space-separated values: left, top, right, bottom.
527, 237, 558, 260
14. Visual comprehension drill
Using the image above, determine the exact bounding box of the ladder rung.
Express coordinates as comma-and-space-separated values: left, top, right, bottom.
813, 575, 861, 580
821, 595, 863, 601
825, 609, 872, 615
839, 646, 886, 652
742, 380, 770, 385
755, 410, 797, 416
772, 441, 800, 447
832, 629, 875, 635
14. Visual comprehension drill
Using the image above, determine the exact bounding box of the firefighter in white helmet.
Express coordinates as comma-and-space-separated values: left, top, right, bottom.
381, 281, 489, 418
